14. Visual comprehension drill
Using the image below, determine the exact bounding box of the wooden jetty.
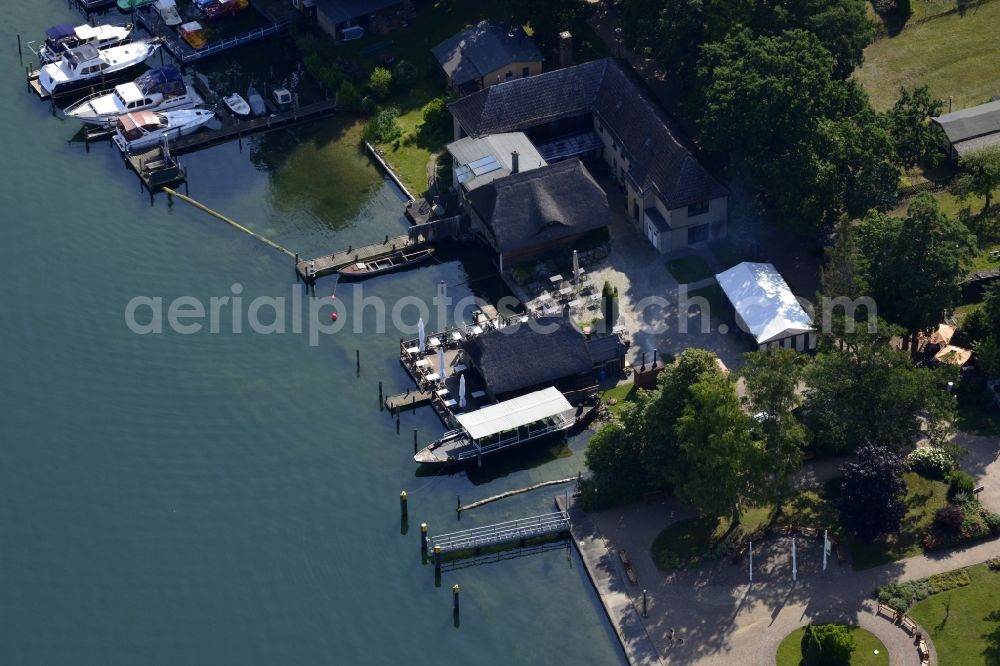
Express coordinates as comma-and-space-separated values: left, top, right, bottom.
127, 146, 186, 190
385, 390, 433, 412
296, 233, 415, 279
429, 510, 571, 555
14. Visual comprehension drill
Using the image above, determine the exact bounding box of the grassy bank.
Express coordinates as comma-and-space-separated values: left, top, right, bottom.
776, 626, 889, 666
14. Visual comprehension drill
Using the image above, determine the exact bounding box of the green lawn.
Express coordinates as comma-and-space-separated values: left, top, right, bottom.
855, 0, 1000, 111
910, 564, 1000, 666
651, 506, 772, 570
600, 381, 638, 417
851, 472, 950, 569
776, 626, 889, 666
666, 255, 715, 284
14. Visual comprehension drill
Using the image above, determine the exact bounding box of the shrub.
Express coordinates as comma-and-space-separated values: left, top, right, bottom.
988, 556, 1000, 571
877, 579, 932, 610
961, 513, 990, 540
367, 67, 393, 99
362, 107, 402, 144
958, 307, 992, 346
984, 512, 1000, 535
418, 97, 452, 142
948, 470, 976, 500
934, 505, 965, 532
803, 624, 855, 666
927, 568, 971, 594
905, 447, 954, 479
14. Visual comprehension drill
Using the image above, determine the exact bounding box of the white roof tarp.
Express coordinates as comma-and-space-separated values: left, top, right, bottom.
715, 262, 814, 345
456, 386, 572, 440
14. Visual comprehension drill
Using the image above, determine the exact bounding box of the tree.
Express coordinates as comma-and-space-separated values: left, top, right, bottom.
951, 146, 1000, 212
819, 110, 899, 218
367, 67, 393, 99
584, 403, 650, 505
974, 336, 1000, 379
621, 0, 705, 80
392, 60, 419, 91
672, 370, 766, 522
362, 107, 401, 144
838, 444, 908, 542
337, 80, 362, 112
855, 194, 975, 348
882, 86, 945, 169
984, 282, 1000, 332
803, 322, 956, 453
803, 624, 856, 665
741, 348, 807, 499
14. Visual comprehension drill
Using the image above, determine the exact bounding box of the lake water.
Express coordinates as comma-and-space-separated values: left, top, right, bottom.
0, 4, 625, 664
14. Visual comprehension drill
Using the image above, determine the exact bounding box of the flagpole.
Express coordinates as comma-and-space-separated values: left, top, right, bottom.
792, 537, 797, 582
749, 541, 753, 584
823, 529, 828, 572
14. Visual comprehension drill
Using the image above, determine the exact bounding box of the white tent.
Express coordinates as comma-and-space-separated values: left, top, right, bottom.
715, 262, 815, 350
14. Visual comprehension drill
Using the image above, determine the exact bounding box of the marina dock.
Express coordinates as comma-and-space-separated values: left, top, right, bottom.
384, 389, 433, 412
429, 509, 571, 556
296, 234, 415, 279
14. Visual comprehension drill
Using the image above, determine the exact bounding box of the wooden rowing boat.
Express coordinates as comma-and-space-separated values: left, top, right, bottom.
338, 247, 434, 280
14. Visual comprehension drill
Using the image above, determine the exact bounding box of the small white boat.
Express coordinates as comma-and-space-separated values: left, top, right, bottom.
34, 23, 133, 65
272, 87, 293, 111
63, 65, 202, 126
154, 0, 183, 26
222, 93, 251, 117
246, 85, 266, 116
112, 108, 215, 153
38, 40, 159, 96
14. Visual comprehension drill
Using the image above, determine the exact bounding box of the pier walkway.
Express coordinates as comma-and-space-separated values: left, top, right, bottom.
429, 510, 570, 555
296, 234, 414, 279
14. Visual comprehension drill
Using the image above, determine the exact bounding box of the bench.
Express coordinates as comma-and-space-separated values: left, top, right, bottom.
900, 615, 917, 634
876, 601, 899, 620
918, 638, 929, 663
618, 549, 639, 586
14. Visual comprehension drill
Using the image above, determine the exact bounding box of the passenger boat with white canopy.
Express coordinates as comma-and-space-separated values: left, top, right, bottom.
413, 387, 575, 465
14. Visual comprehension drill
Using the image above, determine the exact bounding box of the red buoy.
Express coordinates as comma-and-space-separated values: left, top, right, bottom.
330, 313, 338, 321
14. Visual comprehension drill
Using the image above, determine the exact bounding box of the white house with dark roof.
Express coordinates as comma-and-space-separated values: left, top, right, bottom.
447, 58, 728, 254
432, 20, 544, 95
932, 99, 1000, 160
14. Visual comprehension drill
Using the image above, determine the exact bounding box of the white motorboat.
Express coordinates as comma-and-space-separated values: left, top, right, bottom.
38, 40, 159, 96
154, 0, 183, 26
33, 23, 133, 65
63, 65, 202, 126
246, 85, 266, 117
112, 108, 215, 153
222, 93, 251, 117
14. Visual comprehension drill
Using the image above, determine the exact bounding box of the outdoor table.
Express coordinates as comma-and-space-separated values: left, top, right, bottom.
471, 325, 484, 335
549, 274, 563, 284
415, 358, 429, 367
568, 299, 583, 308
453, 364, 467, 372
425, 373, 440, 382
436, 388, 449, 396
427, 336, 441, 348
405, 346, 420, 355
450, 331, 462, 342
544, 306, 562, 316
558, 286, 574, 296
444, 399, 457, 407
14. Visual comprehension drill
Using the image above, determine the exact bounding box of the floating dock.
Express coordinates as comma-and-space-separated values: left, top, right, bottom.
429, 510, 571, 556
385, 390, 433, 412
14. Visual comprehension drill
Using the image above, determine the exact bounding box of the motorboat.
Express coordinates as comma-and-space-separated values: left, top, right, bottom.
338, 247, 435, 280
246, 85, 265, 116
112, 108, 215, 152
178, 22, 207, 50
33, 23, 133, 65
413, 387, 576, 466
202, 0, 248, 19
117, 0, 155, 12
154, 0, 182, 26
38, 40, 159, 97
272, 87, 293, 111
222, 93, 251, 117
63, 65, 202, 126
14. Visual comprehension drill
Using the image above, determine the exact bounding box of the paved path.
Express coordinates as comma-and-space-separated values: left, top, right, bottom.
572, 434, 999, 665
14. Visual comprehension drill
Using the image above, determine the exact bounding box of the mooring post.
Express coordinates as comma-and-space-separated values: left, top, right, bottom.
452, 584, 460, 613
399, 490, 408, 517
413, 429, 418, 454
356, 349, 360, 375
396, 408, 400, 435
456, 495, 461, 513
420, 522, 428, 553
17, 35, 22, 64
378, 381, 383, 410
642, 589, 648, 618
433, 545, 442, 572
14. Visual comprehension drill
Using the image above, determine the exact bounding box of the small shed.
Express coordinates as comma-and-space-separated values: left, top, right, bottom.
715, 262, 816, 351
932, 99, 1000, 160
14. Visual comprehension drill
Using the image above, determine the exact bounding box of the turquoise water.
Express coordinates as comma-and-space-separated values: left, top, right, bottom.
0, 4, 624, 664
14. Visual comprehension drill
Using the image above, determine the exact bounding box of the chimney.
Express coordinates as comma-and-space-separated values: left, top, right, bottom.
558, 31, 573, 69
511, 150, 519, 174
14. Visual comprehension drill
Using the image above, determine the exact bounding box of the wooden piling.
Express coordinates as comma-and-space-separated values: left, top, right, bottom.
399, 490, 408, 517
433, 545, 442, 571
378, 381, 383, 410
452, 584, 460, 612
413, 429, 418, 454
356, 349, 360, 375
420, 522, 428, 553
